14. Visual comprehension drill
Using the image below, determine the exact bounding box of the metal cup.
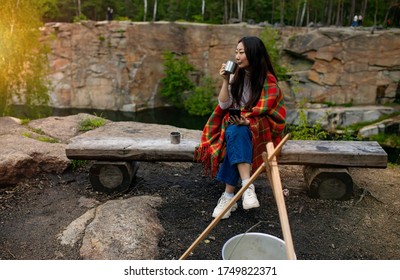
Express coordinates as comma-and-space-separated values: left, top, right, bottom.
170, 131, 181, 144
224, 60, 237, 74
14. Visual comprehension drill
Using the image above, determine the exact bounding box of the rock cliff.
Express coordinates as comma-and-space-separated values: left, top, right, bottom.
40, 21, 400, 112
283, 27, 400, 105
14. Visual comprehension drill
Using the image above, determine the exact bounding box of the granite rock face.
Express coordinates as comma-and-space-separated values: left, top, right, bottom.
41, 21, 262, 111
40, 22, 400, 112
283, 27, 400, 105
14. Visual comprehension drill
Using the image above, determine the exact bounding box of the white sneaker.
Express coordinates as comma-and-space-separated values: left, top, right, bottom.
242, 185, 260, 210
212, 194, 238, 219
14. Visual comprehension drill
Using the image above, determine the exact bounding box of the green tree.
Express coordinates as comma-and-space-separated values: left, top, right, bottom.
0, 0, 51, 116
42, 0, 395, 27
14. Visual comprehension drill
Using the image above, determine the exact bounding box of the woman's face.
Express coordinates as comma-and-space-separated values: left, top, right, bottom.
235, 42, 250, 69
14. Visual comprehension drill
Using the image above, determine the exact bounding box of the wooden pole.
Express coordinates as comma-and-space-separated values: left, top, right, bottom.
265, 142, 296, 260
179, 134, 291, 260
265, 133, 291, 197
179, 162, 266, 260
267, 134, 290, 162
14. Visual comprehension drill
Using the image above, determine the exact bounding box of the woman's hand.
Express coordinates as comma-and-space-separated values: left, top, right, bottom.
229, 115, 250, 126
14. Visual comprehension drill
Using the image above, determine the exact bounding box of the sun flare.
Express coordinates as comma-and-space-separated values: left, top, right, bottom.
0, 0, 49, 115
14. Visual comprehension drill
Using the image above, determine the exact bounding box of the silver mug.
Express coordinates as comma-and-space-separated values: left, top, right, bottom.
170, 131, 181, 144
224, 60, 237, 74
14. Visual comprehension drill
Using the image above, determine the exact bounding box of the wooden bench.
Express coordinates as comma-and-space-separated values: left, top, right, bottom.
66, 137, 199, 194
279, 140, 387, 200
65, 138, 387, 200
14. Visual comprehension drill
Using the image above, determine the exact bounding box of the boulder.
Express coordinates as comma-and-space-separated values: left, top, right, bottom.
0, 116, 72, 186
79, 196, 164, 260
27, 113, 109, 143
0, 113, 116, 186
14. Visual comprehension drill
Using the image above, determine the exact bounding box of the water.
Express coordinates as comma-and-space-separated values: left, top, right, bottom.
7, 105, 399, 163
9, 105, 209, 130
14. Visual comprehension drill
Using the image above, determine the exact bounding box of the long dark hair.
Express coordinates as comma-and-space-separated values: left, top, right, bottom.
231, 36, 277, 109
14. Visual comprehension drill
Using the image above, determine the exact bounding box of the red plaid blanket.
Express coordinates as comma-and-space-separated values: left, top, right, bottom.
194, 73, 286, 177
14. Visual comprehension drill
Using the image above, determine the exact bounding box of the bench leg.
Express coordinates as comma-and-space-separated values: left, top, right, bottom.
89, 161, 140, 193
303, 166, 353, 200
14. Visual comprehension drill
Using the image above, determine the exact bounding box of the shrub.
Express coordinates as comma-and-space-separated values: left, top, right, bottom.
184, 76, 218, 116
287, 109, 328, 140
78, 116, 106, 131
71, 159, 88, 171
73, 14, 87, 22
160, 51, 195, 108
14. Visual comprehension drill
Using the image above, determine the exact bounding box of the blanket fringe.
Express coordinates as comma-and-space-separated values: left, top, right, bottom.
194, 145, 220, 178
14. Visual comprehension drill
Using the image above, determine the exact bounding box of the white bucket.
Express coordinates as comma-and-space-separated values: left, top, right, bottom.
222, 232, 289, 260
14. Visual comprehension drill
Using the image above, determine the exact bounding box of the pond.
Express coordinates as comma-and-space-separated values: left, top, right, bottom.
9, 105, 209, 130
8, 105, 399, 163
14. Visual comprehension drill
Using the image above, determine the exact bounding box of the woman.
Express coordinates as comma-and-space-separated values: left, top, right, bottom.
194, 36, 286, 219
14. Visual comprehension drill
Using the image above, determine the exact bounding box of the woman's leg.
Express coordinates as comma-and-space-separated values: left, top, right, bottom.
225, 125, 259, 210
213, 150, 240, 219
213, 125, 258, 218
224, 184, 236, 194
237, 162, 251, 180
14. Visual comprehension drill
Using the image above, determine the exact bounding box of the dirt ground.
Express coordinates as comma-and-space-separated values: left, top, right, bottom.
0, 161, 400, 260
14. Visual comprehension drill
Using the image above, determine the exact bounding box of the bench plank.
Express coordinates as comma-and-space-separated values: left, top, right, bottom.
278, 140, 387, 168
66, 137, 387, 168
66, 137, 198, 162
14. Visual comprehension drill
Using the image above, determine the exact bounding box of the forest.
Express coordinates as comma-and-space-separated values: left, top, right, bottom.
42, 0, 400, 28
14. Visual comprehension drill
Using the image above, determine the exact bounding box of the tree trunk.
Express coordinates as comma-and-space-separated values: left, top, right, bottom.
384, 0, 396, 26
327, 0, 333, 25
237, 0, 243, 22
280, 0, 285, 25
350, 0, 356, 25
77, 0, 81, 17
224, 0, 228, 23
321, 0, 327, 25
243, 0, 246, 20
202, 0, 205, 20
300, 0, 307, 26
295, 0, 301, 26
143, 0, 147, 21
362, 0, 368, 18
335, 0, 341, 26
230, 0, 233, 20
125, 0, 130, 17
153, 0, 158, 21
